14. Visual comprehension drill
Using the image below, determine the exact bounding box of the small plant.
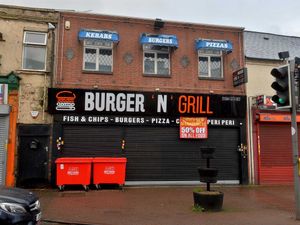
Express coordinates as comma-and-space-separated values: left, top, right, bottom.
193, 187, 204, 193
192, 204, 205, 212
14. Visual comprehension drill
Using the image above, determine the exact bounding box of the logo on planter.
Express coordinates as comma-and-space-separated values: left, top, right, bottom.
56, 91, 76, 111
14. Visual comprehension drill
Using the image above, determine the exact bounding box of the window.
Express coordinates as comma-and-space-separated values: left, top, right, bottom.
22, 31, 47, 71
83, 40, 113, 73
143, 45, 170, 76
198, 49, 223, 79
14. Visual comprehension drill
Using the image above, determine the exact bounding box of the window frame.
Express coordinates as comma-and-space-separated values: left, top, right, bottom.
198, 49, 223, 79
143, 45, 171, 76
22, 31, 47, 71
82, 39, 113, 73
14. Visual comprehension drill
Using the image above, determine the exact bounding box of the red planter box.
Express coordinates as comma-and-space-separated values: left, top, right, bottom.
55, 157, 93, 191
92, 157, 127, 188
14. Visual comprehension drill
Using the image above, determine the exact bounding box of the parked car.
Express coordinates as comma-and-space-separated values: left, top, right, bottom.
0, 186, 41, 225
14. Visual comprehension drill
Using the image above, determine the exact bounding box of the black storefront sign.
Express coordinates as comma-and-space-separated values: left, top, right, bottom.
48, 88, 246, 118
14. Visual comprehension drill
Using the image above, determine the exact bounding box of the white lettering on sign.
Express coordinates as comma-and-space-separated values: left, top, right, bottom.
207, 119, 235, 126
63, 115, 80, 122
85, 32, 112, 40
148, 37, 173, 44
157, 94, 167, 113
104, 166, 115, 175
205, 42, 228, 49
88, 116, 109, 123
115, 117, 145, 124
151, 118, 170, 124
85, 92, 145, 112
67, 167, 79, 176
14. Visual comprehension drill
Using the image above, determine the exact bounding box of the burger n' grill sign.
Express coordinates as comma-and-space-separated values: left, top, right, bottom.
48, 88, 245, 118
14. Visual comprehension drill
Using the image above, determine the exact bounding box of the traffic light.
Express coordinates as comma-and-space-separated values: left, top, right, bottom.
270, 65, 291, 109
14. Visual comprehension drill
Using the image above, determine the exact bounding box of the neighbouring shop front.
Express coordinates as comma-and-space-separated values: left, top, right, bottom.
255, 112, 300, 185
0, 73, 20, 187
48, 88, 247, 185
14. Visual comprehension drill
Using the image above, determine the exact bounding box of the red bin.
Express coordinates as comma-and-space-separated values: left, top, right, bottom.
55, 157, 93, 191
92, 157, 127, 189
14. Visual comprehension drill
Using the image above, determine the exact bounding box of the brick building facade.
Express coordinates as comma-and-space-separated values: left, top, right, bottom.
48, 11, 248, 186
55, 12, 245, 95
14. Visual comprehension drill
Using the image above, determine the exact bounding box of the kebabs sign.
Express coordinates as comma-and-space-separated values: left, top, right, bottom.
48, 88, 246, 118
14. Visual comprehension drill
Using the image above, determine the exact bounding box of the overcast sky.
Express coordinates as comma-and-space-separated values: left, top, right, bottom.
1, 0, 300, 36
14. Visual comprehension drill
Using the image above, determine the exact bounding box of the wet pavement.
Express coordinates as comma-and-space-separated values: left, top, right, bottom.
35, 185, 299, 225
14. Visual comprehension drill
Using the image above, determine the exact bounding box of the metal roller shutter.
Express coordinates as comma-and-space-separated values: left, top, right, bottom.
0, 115, 9, 185
62, 125, 124, 157
62, 125, 240, 182
259, 123, 300, 184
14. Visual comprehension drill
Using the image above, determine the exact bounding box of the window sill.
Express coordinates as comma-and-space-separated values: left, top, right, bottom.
16, 69, 49, 75
198, 77, 224, 81
82, 70, 113, 75
143, 73, 171, 78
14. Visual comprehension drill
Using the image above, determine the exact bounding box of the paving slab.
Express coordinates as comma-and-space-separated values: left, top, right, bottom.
35, 185, 299, 225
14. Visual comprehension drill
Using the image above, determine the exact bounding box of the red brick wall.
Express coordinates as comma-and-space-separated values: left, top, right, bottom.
55, 12, 245, 95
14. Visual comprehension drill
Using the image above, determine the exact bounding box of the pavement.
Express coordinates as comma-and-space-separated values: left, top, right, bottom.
34, 184, 300, 225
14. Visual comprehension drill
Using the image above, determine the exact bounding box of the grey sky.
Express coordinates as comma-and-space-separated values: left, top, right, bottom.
1, 0, 300, 36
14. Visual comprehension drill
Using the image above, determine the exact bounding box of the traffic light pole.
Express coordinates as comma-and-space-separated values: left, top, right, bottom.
289, 59, 300, 220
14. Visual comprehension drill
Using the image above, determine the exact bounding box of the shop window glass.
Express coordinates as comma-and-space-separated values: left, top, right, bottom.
144, 53, 155, 74
83, 40, 113, 73
22, 31, 47, 71
143, 45, 170, 76
198, 50, 223, 79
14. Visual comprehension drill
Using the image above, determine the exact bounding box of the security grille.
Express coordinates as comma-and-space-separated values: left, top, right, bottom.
99, 49, 112, 72
144, 51, 170, 75
0, 115, 9, 185
83, 40, 113, 72
198, 49, 223, 78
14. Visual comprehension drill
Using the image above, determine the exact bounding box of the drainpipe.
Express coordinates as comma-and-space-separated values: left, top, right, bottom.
247, 96, 256, 184
43, 23, 56, 121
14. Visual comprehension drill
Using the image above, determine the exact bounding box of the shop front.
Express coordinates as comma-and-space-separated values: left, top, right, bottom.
48, 88, 247, 185
0, 73, 20, 187
255, 112, 300, 185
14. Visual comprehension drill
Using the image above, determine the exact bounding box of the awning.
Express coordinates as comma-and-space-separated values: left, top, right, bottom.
140, 33, 178, 48
195, 39, 232, 53
78, 29, 119, 42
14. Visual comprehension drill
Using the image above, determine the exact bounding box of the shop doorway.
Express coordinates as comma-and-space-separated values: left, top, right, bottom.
17, 125, 50, 187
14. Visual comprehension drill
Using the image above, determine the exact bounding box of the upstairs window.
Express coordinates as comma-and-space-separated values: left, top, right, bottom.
22, 31, 47, 71
83, 40, 113, 73
198, 49, 223, 79
143, 45, 170, 76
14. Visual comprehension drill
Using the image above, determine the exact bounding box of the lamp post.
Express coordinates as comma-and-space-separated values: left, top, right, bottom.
289, 59, 300, 220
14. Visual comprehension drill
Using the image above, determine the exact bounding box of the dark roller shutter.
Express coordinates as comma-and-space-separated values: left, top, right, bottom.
259, 123, 300, 184
62, 125, 124, 157
125, 126, 240, 181
61, 125, 240, 182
